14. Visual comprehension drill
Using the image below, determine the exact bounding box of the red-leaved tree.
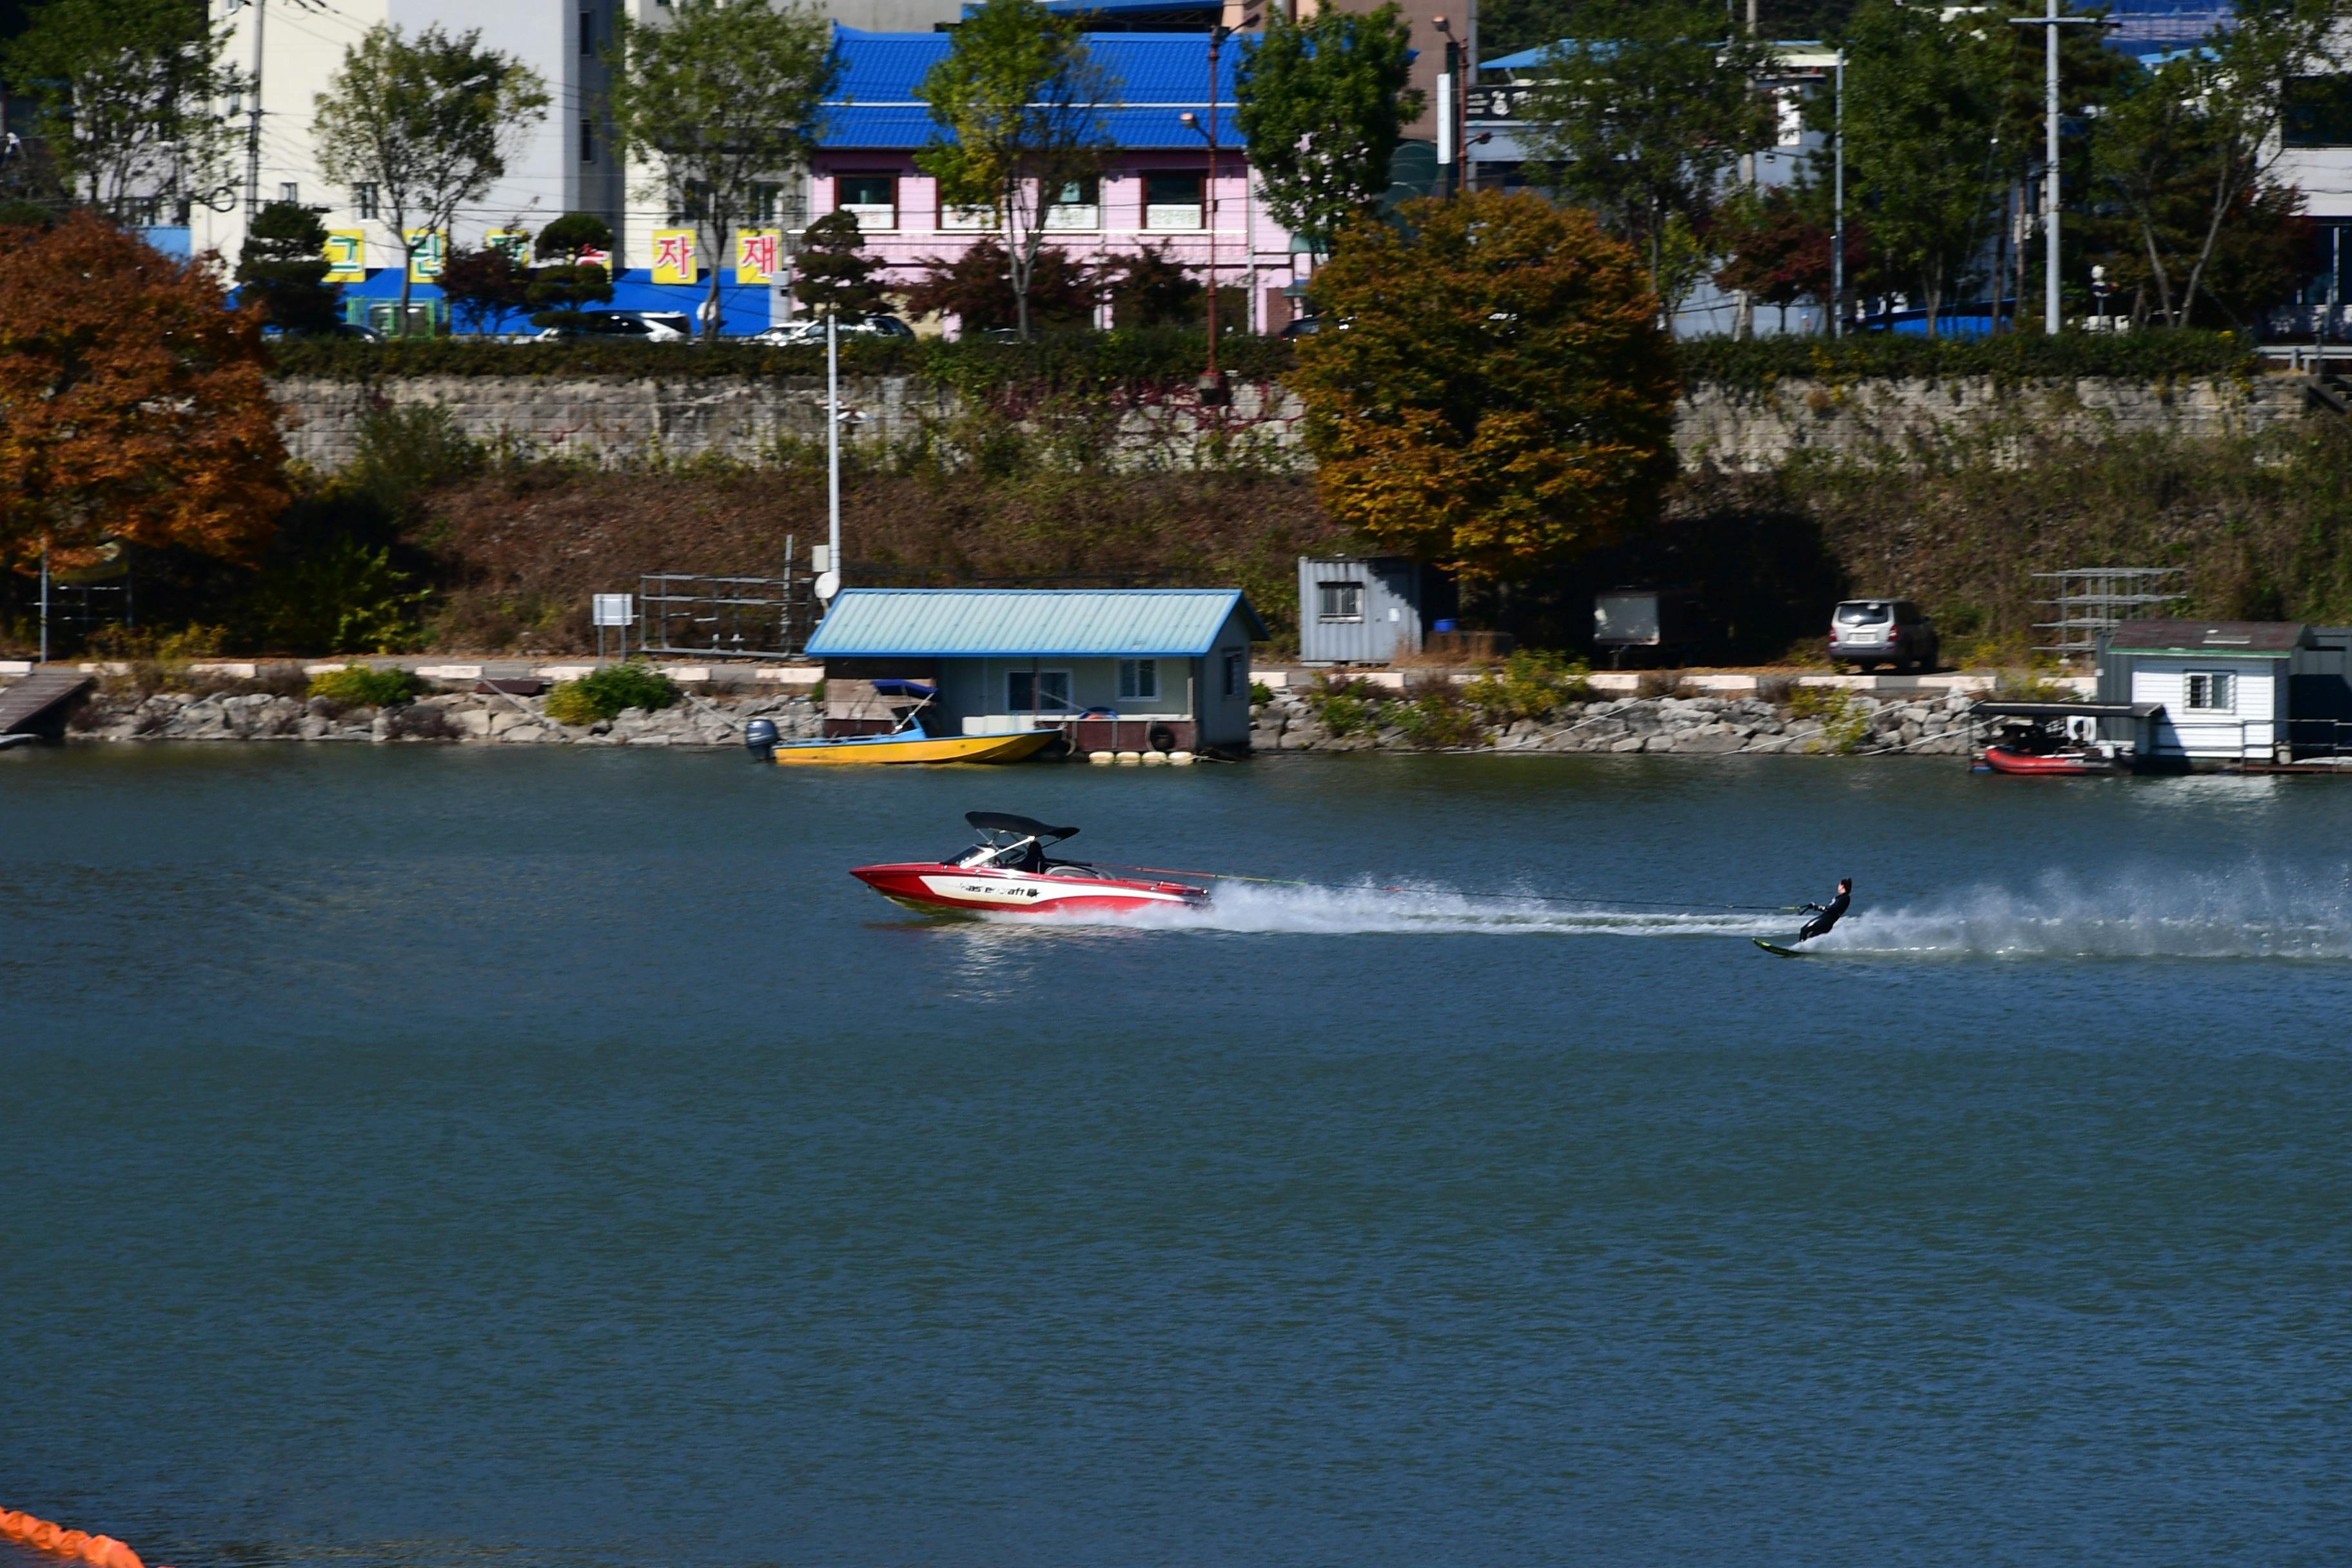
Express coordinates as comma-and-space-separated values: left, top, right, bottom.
0, 211, 288, 573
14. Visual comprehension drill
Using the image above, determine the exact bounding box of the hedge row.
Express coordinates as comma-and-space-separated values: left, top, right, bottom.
268, 325, 2262, 388
266, 326, 1300, 388
1676, 329, 2260, 387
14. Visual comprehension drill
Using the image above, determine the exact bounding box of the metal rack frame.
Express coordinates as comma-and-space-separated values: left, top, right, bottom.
2033, 567, 2184, 660
636, 572, 817, 660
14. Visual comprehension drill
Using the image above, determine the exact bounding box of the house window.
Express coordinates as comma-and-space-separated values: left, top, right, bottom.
1222, 650, 1244, 699
579, 9, 593, 54
750, 181, 796, 225
1119, 658, 1159, 700
2185, 671, 2237, 712
836, 173, 897, 231
1318, 581, 1365, 622
1144, 172, 1203, 230
353, 182, 379, 219
580, 117, 595, 163
1008, 669, 1072, 712
279, 182, 299, 204
1044, 175, 1101, 231
940, 199, 994, 231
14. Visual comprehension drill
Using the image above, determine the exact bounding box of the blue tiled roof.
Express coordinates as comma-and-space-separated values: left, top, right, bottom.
807, 588, 1268, 657
827, 27, 1245, 150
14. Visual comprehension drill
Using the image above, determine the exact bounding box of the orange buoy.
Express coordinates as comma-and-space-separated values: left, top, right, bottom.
30, 1522, 65, 1551
58, 1531, 92, 1554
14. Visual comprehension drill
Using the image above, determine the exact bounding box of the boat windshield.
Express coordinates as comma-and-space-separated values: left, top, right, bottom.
951, 836, 1039, 870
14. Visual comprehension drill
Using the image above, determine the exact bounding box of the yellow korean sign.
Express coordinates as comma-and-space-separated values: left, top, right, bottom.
651, 228, 698, 285
486, 228, 533, 262
734, 230, 783, 285
322, 229, 366, 283
405, 228, 447, 284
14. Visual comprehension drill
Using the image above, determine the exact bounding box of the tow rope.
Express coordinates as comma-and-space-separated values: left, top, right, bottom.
1094, 863, 1802, 913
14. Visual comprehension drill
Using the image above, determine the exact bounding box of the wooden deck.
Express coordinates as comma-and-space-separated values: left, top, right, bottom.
0, 669, 93, 739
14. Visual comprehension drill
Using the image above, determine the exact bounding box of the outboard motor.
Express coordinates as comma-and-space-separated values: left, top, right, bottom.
744, 718, 779, 762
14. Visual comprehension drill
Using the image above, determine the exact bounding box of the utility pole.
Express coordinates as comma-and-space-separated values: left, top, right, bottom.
1735, 0, 1758, 340
825, 311, 841, 598
242, 0, 264, 218
2011, 0, 2102, 334
1832, 50, 1845, 338
1181, 12, 1252, 404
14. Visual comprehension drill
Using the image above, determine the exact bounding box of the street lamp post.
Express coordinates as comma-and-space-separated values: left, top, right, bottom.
1181, 13, 1253, 406
1832, 50, 1845, 338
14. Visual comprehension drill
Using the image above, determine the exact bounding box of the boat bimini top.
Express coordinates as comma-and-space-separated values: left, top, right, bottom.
952, 812, 1081, 872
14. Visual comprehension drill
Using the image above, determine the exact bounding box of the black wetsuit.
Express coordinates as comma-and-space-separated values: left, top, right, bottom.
1798, 888, 1850, 943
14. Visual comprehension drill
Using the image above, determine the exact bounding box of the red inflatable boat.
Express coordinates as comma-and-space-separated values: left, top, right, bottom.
852, 812, 1211, 917
1981, 744, 2112, 776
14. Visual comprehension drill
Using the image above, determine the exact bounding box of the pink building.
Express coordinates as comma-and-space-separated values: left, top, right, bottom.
816, 26, 1306, 332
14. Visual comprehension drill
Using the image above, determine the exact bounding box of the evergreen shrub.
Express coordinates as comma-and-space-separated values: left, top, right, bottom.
546, 662, 681, 723
308, 665, 420, 705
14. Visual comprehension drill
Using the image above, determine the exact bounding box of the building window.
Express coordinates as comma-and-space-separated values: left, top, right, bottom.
2184, 671, 2237, 713
1144, 172, 1203, 230
750, 180, 799, 225
353, 182, 378, 218
579, 9, 593, 54
836, 173, 897, 231
940, 199, 994, 231
2286, 76, 2352, 147
1043, 175, 1100, 231
1317, 581, 1365, 622
279, 181, 299, 204
1222, 650, 1244, 699
1118, 658, 1159, 700
1008, 669, 1071, 712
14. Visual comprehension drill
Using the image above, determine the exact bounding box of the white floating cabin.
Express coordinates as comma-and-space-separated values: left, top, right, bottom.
2096, 620, 2352, 765
805, 588, 1269, 755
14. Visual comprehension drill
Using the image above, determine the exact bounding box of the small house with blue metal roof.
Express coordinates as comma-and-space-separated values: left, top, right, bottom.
817, 27, 1299, 333
806, 587, 1268, 753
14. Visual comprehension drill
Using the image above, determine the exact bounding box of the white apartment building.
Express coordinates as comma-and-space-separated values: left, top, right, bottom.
193, 0, 962, 306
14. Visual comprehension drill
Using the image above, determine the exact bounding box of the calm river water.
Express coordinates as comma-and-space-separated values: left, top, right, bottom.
5, 747, 2349, 1568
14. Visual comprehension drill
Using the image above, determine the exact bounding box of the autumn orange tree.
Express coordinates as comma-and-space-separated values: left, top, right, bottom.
1290, 191, 1678, 581
0, 211, 288, 575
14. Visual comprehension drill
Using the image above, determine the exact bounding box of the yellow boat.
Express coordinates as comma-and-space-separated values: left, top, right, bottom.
747, 677, 1058, 764
765, 729, 1058, 766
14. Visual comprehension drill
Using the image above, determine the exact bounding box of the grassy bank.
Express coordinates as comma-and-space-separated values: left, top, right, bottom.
7, 386, 2348, 663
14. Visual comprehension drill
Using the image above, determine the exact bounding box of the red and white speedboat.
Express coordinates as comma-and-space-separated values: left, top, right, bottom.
852, 812, 1211, 917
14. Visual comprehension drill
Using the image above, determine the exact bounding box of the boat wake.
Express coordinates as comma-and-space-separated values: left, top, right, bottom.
972, 868, 2352, 960
1808, 870, 2352, 961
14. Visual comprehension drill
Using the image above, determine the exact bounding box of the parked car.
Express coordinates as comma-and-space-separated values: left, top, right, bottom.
535, 310, 696, 342
751, 315, 915, 345
1829, 598, 1939, 672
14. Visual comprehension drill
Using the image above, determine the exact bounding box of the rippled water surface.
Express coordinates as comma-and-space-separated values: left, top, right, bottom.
5, 747, 2349, 1568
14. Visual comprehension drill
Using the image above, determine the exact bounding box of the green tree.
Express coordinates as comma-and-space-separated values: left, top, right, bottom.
1828, 0, 2006, 335
1291, 191, 1677, 581
312, 24, 549, 331
1521, 0, 1776, 325
792, 211, 887, 320
1232, 2, 1422, 255
609, 0, 838, 342
916, 0, 1119, 340
234, 199, 340, 333
2, 0, 240, 219
525, 212, 615, 332
2088, 2, 2339, 329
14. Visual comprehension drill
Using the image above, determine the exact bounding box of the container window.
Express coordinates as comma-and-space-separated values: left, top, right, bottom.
1118, 658, 1159, 700
1008, 670, 1071, 712
1318, 582, 1365, 622
2185, 671, 2236, 712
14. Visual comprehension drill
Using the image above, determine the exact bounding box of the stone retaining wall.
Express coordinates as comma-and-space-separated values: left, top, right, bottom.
1251, 687, 1980, 756
64, 685, 823, 748
270, 371, 2314, 473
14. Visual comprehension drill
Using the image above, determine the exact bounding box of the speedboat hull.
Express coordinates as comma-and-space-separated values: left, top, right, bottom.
1982, 744, 2117, 776
772, 730, 1057, 765
851, 861, 1210, 917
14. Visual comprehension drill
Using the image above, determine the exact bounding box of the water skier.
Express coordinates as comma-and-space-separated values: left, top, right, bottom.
1797, 878, 1852, 943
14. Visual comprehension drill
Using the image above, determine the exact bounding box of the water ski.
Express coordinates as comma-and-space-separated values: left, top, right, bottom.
1752, 937, 1806, 958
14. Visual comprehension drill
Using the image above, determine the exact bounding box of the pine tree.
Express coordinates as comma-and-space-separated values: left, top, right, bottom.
234, 199, 341, 333
791, 211, 887, 319
527, 212, 615, 332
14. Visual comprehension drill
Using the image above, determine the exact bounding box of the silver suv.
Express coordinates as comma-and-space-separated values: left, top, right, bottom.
1830, 599, 1939, 672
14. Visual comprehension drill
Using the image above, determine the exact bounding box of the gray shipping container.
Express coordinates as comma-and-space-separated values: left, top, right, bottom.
1298, 556, 1433, 664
